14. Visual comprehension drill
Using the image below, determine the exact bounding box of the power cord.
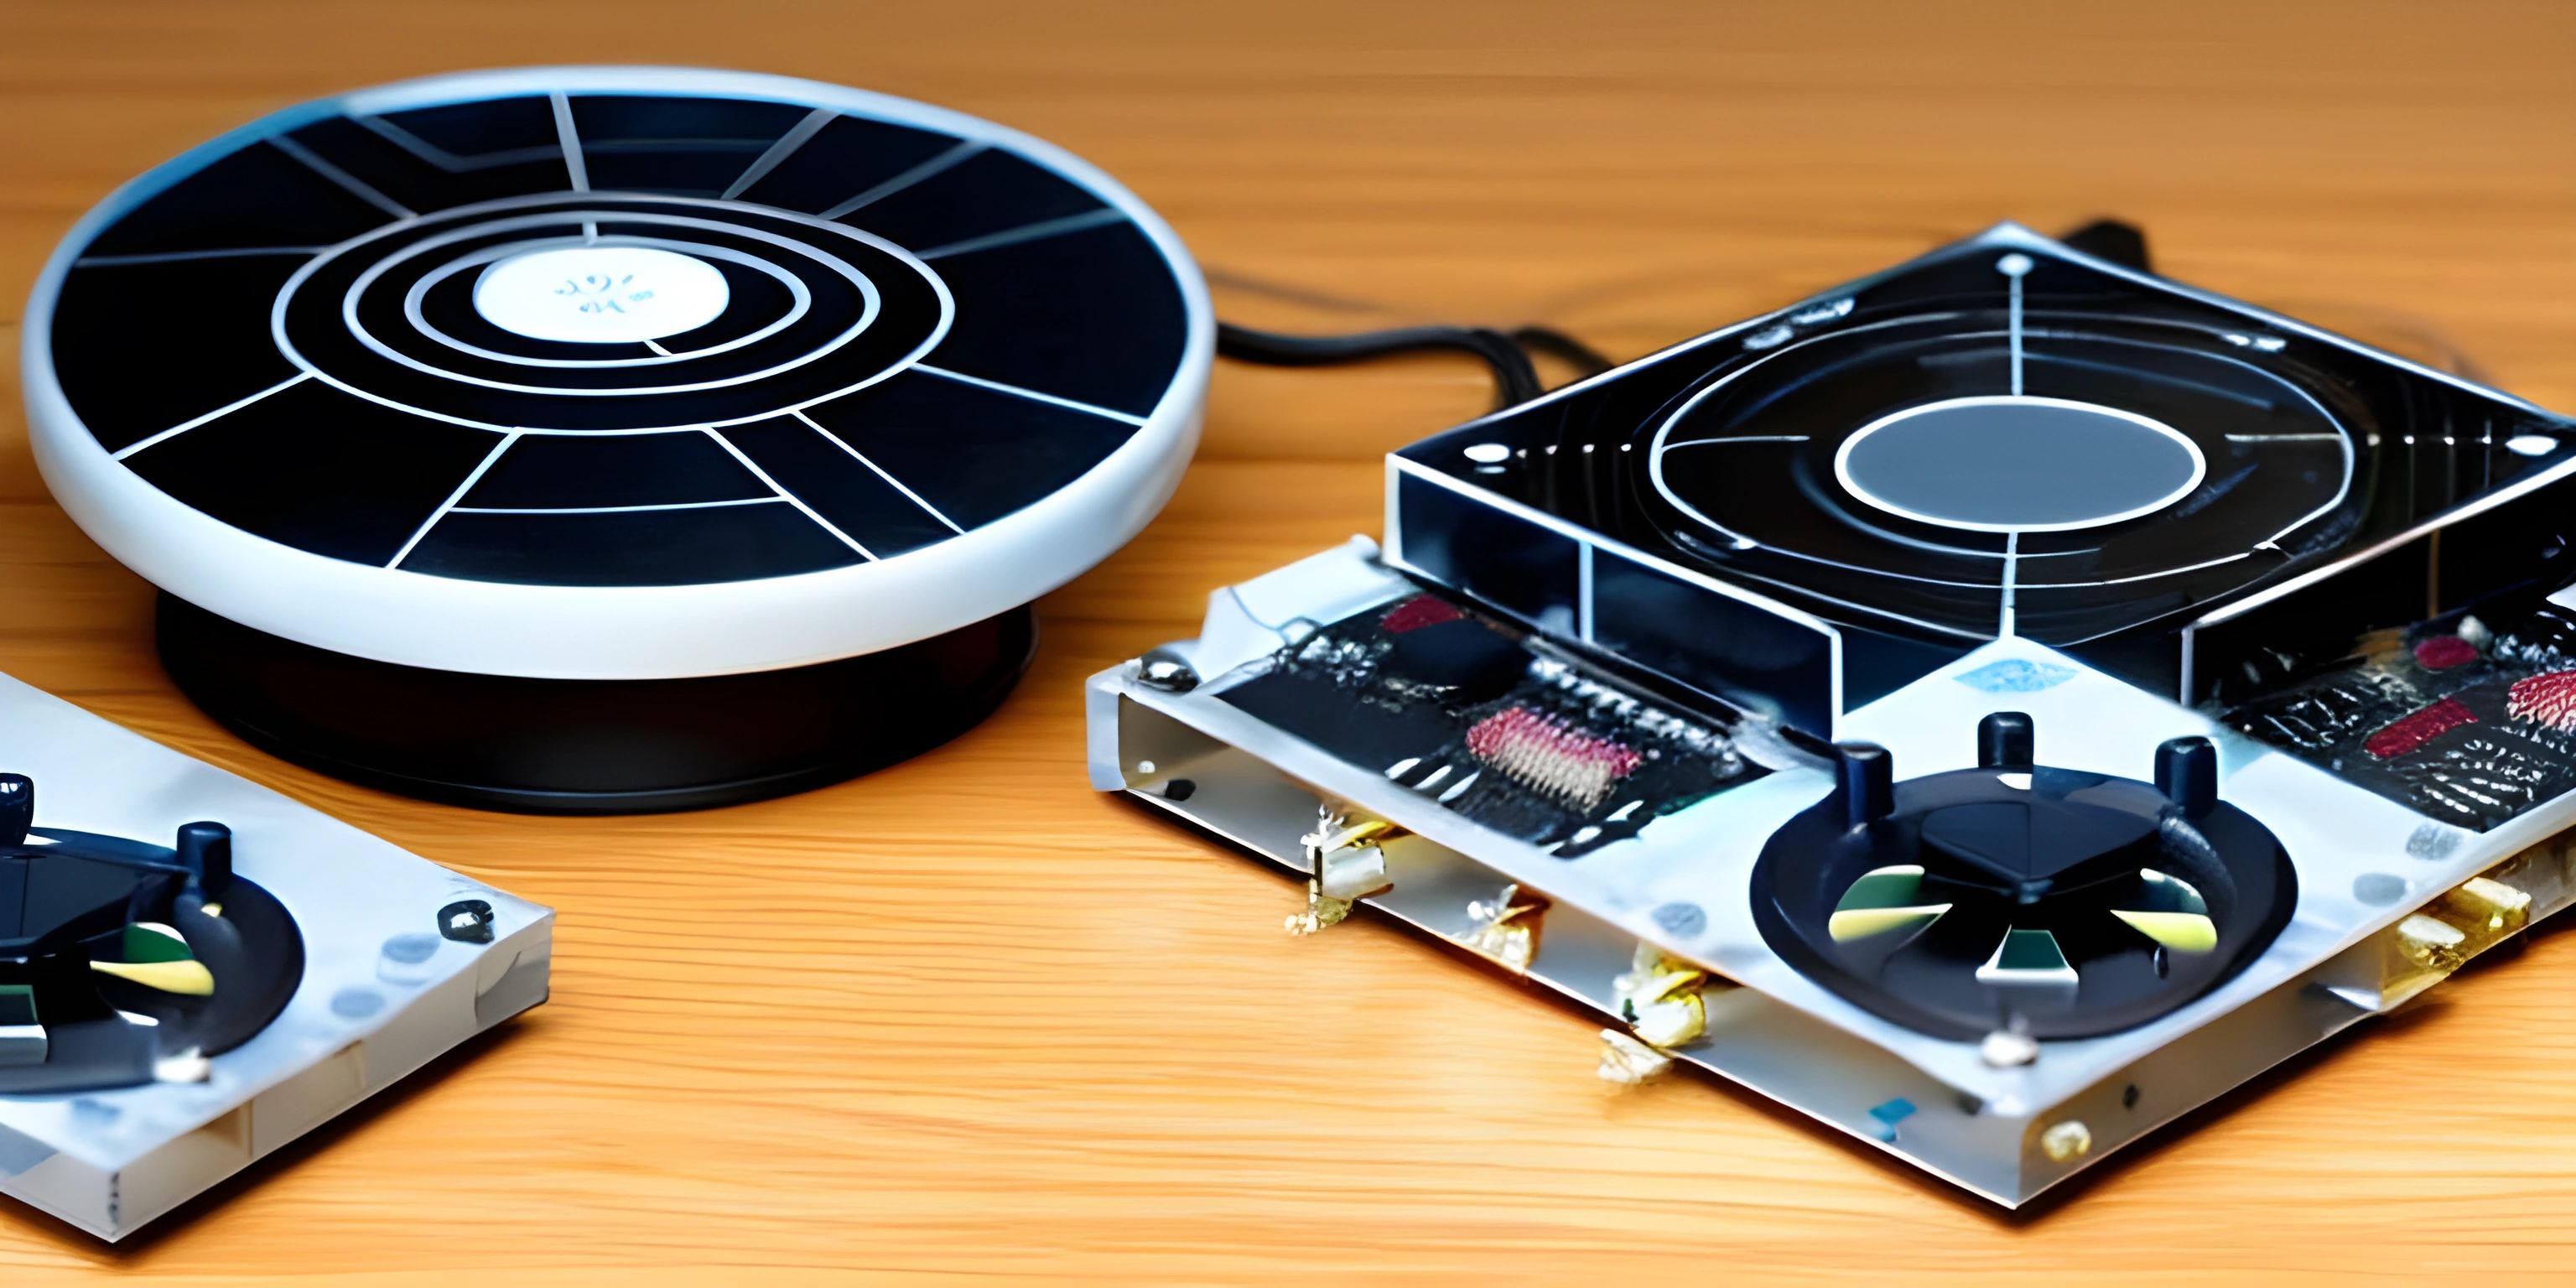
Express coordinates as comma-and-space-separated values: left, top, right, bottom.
1215, 220, 2161, 412
1506, 325, 1616, 381
1215, 320, 1613, 410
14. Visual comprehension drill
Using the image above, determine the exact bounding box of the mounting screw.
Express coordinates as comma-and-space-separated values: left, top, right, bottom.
2039, 1119, 2093, 1163
438, 899, 496, 944
1980, 1029, 2038, 1067
1137, 647, 1199, 693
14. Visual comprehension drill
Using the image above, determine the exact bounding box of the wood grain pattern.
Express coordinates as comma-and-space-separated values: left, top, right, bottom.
0, 0, 2573, 1280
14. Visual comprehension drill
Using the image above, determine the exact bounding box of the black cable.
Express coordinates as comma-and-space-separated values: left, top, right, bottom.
1217, 319, 1597, 410
1509, 325, 1615, 379
1214, 321, 1538, 406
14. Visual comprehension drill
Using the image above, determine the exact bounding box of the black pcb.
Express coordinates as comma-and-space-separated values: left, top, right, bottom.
1218, 592, 1767, 855
2215, 589, 2576, 831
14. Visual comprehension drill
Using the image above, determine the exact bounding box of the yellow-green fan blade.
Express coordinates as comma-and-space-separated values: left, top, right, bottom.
1829, 865, 1952, 943
2111, 909, 2218, 953
2114, 868, 2217, 953
90, 958, 215, 996
1830, 905, 1955, 941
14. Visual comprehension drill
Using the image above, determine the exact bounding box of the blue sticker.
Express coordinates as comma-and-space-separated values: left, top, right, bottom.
1867, 1097, 1917, 1143
1955, 658, 2076, 693
1651, 901, 1708, 937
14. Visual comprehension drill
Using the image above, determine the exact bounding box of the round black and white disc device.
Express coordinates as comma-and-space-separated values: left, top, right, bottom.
22, 67, 1213, 813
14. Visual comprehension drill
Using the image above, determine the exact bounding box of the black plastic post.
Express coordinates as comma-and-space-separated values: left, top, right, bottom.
175, 820, 233, 891
1976, 712, 2035, 768
1840, 742, 1895, 829
0, 774, 29, 849
2153, 736, 2219, 816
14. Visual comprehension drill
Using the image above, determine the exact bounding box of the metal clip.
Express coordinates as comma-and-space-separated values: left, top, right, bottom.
1613, 943, 1709, 1048
1286, 806, 1398, 936
1455, 884, 1546, 973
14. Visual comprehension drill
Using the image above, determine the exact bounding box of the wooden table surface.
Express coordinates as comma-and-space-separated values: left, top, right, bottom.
2, 1, 2573, 1280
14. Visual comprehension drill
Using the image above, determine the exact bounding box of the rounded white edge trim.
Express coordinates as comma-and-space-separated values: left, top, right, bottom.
1829, 395, 2210, 535
23, 65, 1213, 680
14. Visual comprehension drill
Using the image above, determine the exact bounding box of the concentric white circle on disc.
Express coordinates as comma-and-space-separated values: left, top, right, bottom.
473, 244, 731, 344
23, 67, 1213, 680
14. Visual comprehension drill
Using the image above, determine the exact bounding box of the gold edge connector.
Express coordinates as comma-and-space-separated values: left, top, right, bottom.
2382, 866, 2544, 1004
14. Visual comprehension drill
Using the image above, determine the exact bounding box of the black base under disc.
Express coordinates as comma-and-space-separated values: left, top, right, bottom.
156, 594, 1035, 814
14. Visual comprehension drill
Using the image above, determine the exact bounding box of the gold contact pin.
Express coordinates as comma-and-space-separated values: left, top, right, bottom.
2395, 913, 2468, 972
1284, 898, 1351, 937
1457, 885, 1545, 974
1613, 943, 1710, 1049
1633, 996, 1706, 1049
2438, 876, 2532, 935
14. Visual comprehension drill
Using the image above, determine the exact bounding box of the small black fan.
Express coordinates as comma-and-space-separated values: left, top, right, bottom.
0, 773, 304, 1093
1750, 714, 2296, 1041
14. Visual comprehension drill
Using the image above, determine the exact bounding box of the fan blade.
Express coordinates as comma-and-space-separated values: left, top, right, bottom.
2137, 868, 2210, 910
2111, 909, 2219, 953
2114, 868, 2217, 953
1828, 865, 1955, 943
89, 958, 215, 996
122, 922, 191, 963
1830, 905, 1955, 941
1976, 927, 2078, 986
